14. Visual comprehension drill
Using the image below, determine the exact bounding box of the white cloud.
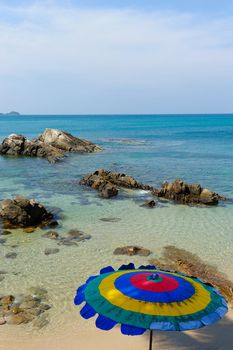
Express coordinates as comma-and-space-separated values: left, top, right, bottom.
0, 2, 232, 113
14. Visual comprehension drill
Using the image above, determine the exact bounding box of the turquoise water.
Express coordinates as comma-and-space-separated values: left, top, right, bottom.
0, 114, 233, 338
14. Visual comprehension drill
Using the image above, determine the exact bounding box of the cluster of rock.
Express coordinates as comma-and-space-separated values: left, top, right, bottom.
42, 229, 91, 251
0, 128, 102, 163
154, 179, 222, 205
80, 169, 152, 198
113, 246, 152, 257
0, 196, 56, 229
150, 245, 233, 304
80, 169, 223, 206
0, 289, 51, 326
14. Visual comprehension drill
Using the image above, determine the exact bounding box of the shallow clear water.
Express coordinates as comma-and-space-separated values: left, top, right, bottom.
0, 114, 233, 338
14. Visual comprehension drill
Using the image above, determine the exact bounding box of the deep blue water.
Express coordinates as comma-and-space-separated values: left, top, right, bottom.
0, 114, 233, 196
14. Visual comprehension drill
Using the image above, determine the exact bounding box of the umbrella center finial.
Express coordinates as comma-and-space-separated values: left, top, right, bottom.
150, 273, 159, 280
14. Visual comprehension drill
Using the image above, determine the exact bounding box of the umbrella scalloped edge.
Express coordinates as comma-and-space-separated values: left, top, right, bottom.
74, 265, 228, 335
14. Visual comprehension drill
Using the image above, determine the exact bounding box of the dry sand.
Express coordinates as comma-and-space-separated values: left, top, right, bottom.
1, 309, 232, 350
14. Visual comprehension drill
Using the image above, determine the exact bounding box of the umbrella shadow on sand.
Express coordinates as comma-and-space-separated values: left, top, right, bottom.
147, 315, 233, 350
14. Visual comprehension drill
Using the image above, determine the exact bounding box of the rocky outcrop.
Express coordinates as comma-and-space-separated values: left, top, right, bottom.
0, 134, 64, 162
150, 245, 233, 304
114, 246, 152, 256
154, 179, 222, 205
37, 128, 102, 153
0, 196, 55, 229
80, 169, 151, 198
0, 129, 102, 163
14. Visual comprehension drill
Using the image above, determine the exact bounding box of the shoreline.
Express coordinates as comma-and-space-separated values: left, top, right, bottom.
0, 309, 232, 350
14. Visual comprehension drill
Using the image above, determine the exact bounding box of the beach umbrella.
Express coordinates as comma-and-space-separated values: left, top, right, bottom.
74, 264, 228, 350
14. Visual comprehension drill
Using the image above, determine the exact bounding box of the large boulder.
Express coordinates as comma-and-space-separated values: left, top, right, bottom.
37, 128, 102, 153
0, 196, 55, 229
155, 179, 222, 205
0, 134, 64, 162
0, 129, 102, 163
80, 169, 152, 198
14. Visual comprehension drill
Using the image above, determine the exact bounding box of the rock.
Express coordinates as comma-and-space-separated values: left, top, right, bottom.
29, 287, 48, 299
113, 246, 152, 257
23, 227, 35, 233
99, 217, 121, 222
1, 295, 15, 306
39, 304, 51, 311
32, 314, 49, 329
80, 169, 153, 198
100, 182, 118, 198
5, 313, 34, 325
142, 200, 156, 208
11, 306, 23, 314
0, 196, 54, 229
57, 240, 78, 246
1, 230, 12, 235
67, 229, 91, 241
155, 179, 222, 205
0, 292, 51, 326
47, 220, 59, 228
37, 128, 102, 153
42, 231, 59, 239
0, 276, 5, 282
0, 318, 6, 325
27, 308, 43, 317
81, 169, 144, 189
20, 300, 40, 309
5, 252, 17, 259
0, 133, 64, 163
0, 238, 6, 244
150, 246, 233, 304
44, 248, 60, 256
0, 129, 102, 163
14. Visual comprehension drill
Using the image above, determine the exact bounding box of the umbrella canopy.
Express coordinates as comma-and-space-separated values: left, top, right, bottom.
74, 264, 228, 336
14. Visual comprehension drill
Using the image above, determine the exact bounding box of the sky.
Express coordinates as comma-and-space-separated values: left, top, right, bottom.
0, 0, 233, 114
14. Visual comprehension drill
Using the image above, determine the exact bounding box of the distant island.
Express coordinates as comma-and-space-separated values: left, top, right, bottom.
0, 111, 20, 116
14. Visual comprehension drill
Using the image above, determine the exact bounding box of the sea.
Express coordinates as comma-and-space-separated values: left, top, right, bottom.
0, 114, 233, 337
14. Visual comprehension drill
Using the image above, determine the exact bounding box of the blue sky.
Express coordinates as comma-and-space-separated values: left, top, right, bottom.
0, 0, 233, 114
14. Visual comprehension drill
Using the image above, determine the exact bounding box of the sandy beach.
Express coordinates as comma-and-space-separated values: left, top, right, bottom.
0, 309, 232, 350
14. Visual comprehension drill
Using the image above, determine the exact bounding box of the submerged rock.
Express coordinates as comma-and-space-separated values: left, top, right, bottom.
42, 231, 59, 239
5, 252, 17, 259
0, 129, 102, 163
0, 292, 51, 326
44, 248, 60, 256
114, 246, 152, 257
99, 217, 121, 222
150, 245, 233, 304
154, 179, 223, 205
67, 229, 91, 241
0, 196, 54, 229
29, 287, 48, 300
57, 240, 78, 246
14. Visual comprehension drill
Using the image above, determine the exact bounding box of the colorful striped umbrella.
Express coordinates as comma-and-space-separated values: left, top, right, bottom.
74, 263, 228, 349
